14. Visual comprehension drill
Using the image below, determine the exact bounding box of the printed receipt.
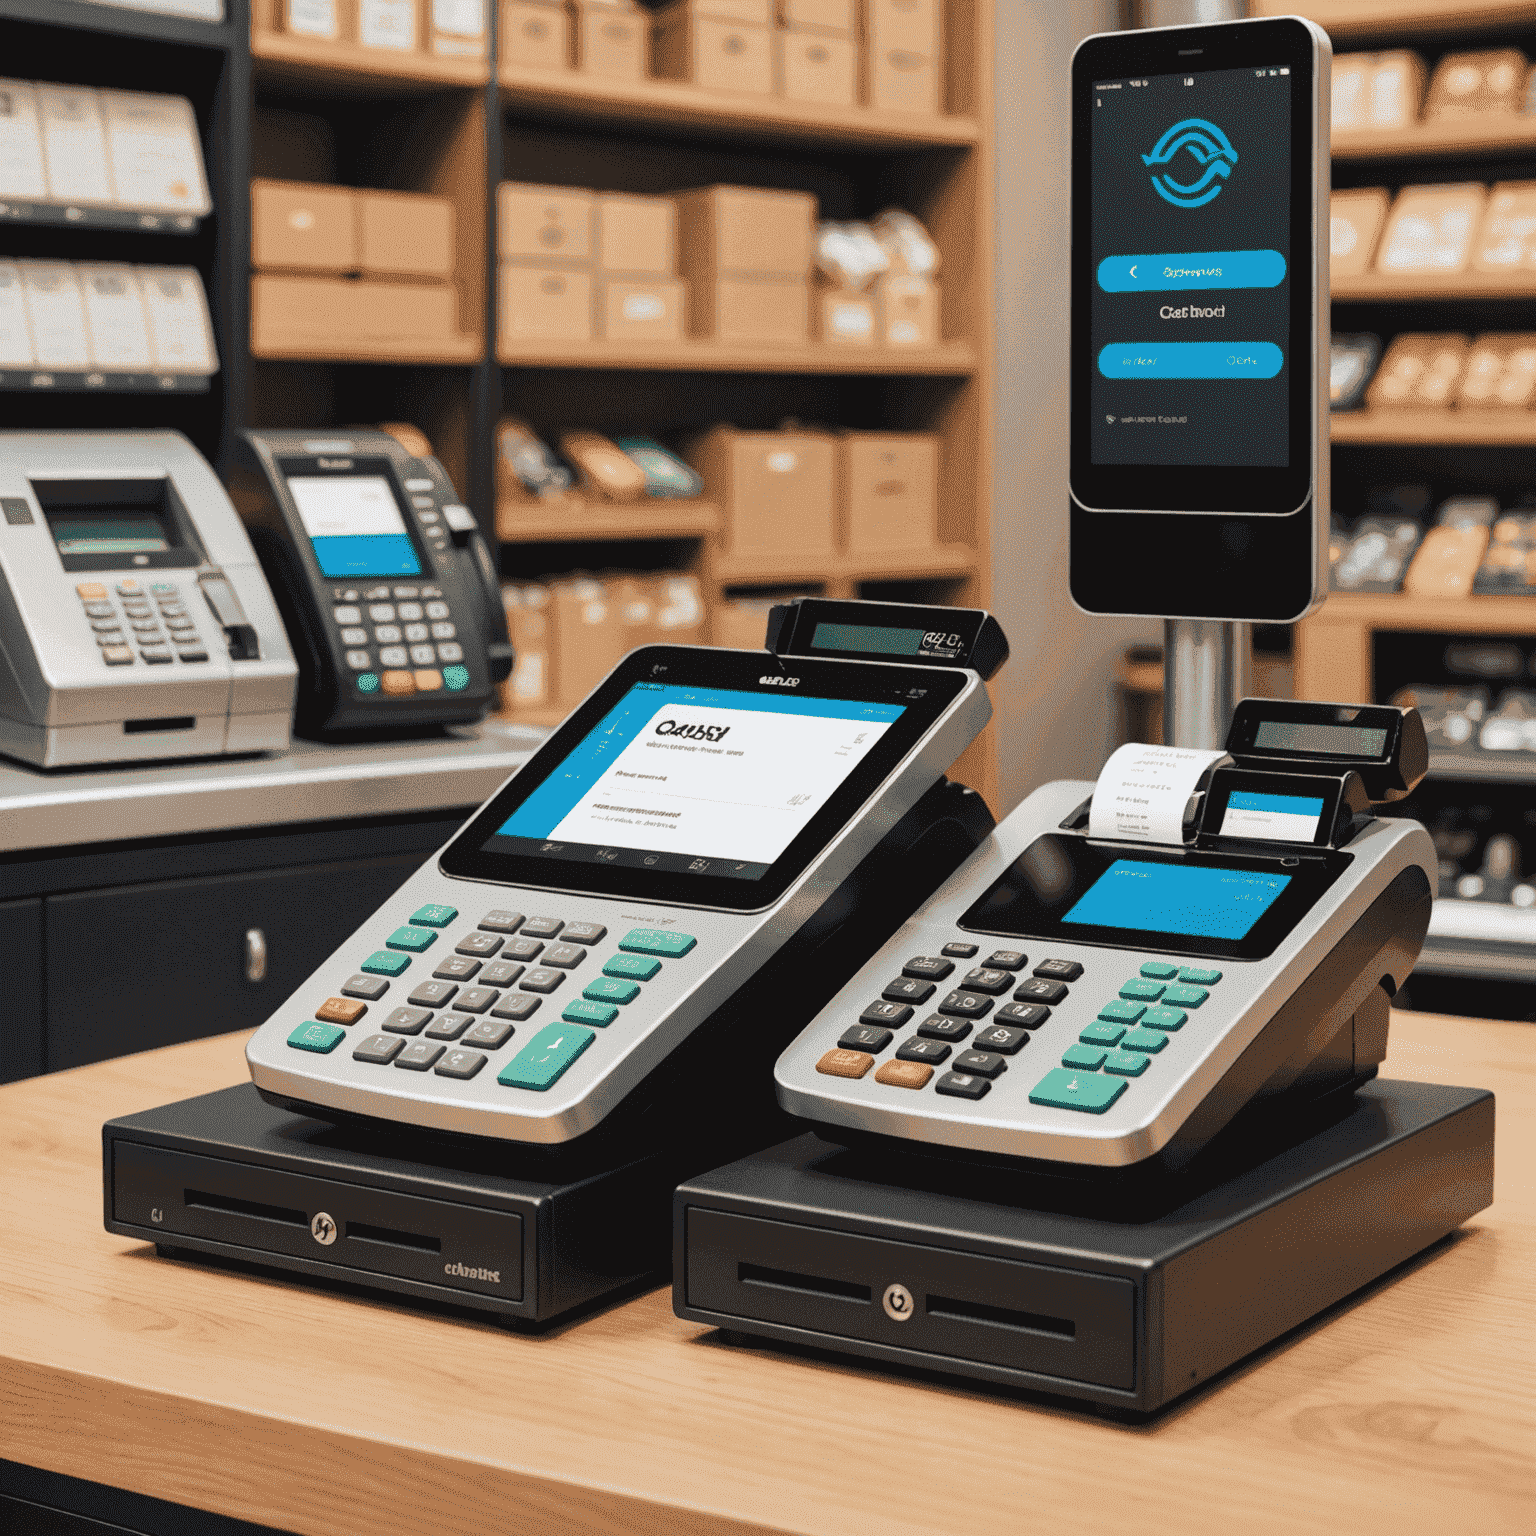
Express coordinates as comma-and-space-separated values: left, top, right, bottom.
1088, 742, 1228, 845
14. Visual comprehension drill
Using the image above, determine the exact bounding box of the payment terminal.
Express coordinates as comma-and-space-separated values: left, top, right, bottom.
0, 430, 297, 768
244, 599, 1006, 1146
227, 429, 512, 737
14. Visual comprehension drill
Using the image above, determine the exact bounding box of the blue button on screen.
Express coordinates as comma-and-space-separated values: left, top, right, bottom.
1064, 860, 1291, 941
1098, 342, 1283, 380
1097, 249, 1287, 293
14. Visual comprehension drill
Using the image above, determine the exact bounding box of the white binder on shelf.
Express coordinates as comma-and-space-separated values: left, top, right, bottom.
360, 0, 418, 50
18, 261, 92, 368
100, 91, 211, 217
0, 263, 36, 367
0, 81, 48, 202
36, 85, 115, 206
78, 263, 156, 370
138, 265, 218, 373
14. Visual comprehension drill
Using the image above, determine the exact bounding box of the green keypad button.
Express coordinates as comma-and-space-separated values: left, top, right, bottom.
603, 953, 661, 981
1163, 984, 1208, 1008
1061, 1044, 1108, 1070
1139, 961, 1179, 980
1141, 1005, 1187, 1031
619, 928, 697, 958
1179, 967, 1222, 986
1098, 999, 1146, 1025
1119, 978, 1165, 1001
583, 977, 640, 1005
562, 999, 619, 1027
1103, 1050, 1150, 1077
1120, 1027, 1167, 1054
288, 1021, 345, 1053
361, 950, 411, 976
386, 926, 437, 953
410, 904, 458, 928
1080, 1021, 1125, 1046
1029, 1068, 1127, 1114
498, 1023, 595, 1090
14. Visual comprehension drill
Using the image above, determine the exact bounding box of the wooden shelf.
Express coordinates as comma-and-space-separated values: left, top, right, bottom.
712, 544, 976, 587
1307, 590, 1536, 632
1257, 1, 1536, 38
1334, 115, 1536, 161
251, 333, 484, 365
1332, 409, 1536, 444
1333, 271, 1536, 302
497, 339, 976, 376
496, 499, 721, 542
252, 30, 489, 89
1429, 749, 1536, 781
496, 65, 978, 151
496, 703, 569, 729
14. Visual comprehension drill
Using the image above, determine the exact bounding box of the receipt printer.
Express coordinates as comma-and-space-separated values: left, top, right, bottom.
0, 431, 297, 768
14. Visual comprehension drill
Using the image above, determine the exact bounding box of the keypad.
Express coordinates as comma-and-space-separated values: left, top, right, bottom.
883, 977, 935, 1005
77, 580, 206, 668
604, 954, 659, 981
521, 918, 564, 940
1015, 977, 1068, 1005
425, 1013, 473, 1040
479, 910, 526, 933
387, 926, 437, 953
902, 956, 954, 981
521, 968, 564, 994
455, 986, 499, 1013
897, 1036, 951, 1065
935, 1071, 989, 1100
433, 956, 481, 981
498, 1023, 594, 1090
1029, 1069, 1125, 1114
937, 990, 992, 1020
480, 961, 524, 987
1163, 984, 1209, 1008
916, 1015, 972, 1043
972, 1023, 1027, 1055
382, 1007, 431, 1035
839, 1025, 892, 1052
953, 1049, 1006, 1079
463, 1020, 514, 1049
288, 1021, 345, 1053
353, 1034, 404, 1065
960, 967, 1012, 996
563, 999, 618, 1027
544, 943, 587, 969
995, 1001, 1049, 1029
341, 974, 390, 1001
1103, 1050, 1148, 1077
1033, 959, 1083, 982
941, 942, 978, 958
861, 1000, 912, 1028
314, 997, 366, 1025
408, 981, 458, 1008
984, 949, 1027, 971
396, 1041, 446, 1072
490, 994, 541, 1021
435, 1050, 486, 1080
817, 1048, 873, 1079
875, 1060, 932, 1089
564, 922, 607, 945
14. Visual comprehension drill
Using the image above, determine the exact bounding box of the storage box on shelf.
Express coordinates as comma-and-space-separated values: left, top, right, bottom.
252, 0, 492, 84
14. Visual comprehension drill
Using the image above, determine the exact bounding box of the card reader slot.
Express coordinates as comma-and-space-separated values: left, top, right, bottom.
184, 1188, 307, 1228
738, 1261, 871, 1305
925, 1293, 1075, 1339
124, 717, 196, 735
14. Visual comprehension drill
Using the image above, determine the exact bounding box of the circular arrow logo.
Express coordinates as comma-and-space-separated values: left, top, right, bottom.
1141, 119, 1238, 209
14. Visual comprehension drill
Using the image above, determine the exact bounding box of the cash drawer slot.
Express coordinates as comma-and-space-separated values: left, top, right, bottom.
185, 1188, 306, 1228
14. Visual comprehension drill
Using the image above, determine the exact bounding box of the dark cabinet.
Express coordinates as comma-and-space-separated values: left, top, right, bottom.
0, 899, 44, 1083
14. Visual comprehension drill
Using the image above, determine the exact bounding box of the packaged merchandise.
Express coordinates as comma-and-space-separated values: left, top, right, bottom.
1424, 49, 1526, 120
653, 8, 774, 94
1368, 51, 1428, 129
1473, 511, 1536, 594
502, 0, 570, 69
431, 0, 488, 57
36, 84, 114, 206
18, 260, 91, 367
549, 575, 629, 703
777, 29, 857, 106
252, 272, 455, 350
685, 425, 836, 558
878, 271, 937, 345
498, 182, 594, 263
612, 436, 705, 498
252, 179, 360, 272
0, 81, 47, 201
815, 222, 890, 290
1331, 53, 1372, 130
1329, 332, 1381, 411
1330, 188, 1391, 278
1376, 184, 1486, 275
0, 262, 34, 366
690, 275, 808, 341
1472, 182, 1536, 273
378, 421, 435, 457
1480, 691, 1536, 752
76, 263, 154, 370
499, 263, 593, 341
599, 277, 686, 340
871, 208, 940, 276
282, 0, 342, 38
813, 290, 876, 344
497, 419, 576, 500
570, 0, 648, 81
502, 583, 554, 709
596, 194, 675, 275
865, 45, 939, 115
1391, 684, 1488, 750
358, 0, 419, 50
777, 0, 853, 31
99, 91, 211, 217
559, 430, 649, 500
1331, 516, 1424, 592
865, 0, 939, 56
839, 430, 938, 555
678, 0, 772, 20
1366, 333, 1470, 409
1403, 496, 1497, 598
675, 184, 817, 278
651, 572, 706, 645
1457, 334, 1536, 409
358, 189, 456, 279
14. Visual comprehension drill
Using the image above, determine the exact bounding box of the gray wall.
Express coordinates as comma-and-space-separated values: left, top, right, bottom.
989, 0, 1159, 813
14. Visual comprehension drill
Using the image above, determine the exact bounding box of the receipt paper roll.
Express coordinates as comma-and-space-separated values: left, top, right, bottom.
1088, 742, 1229, 845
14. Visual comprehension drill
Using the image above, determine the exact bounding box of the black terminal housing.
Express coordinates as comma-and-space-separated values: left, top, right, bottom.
765, 597, 1009, 681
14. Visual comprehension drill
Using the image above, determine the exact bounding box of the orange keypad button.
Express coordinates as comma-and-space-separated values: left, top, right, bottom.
816, 1048, 873, 1079
875, 1059, 934, 1090
75, 582, 107, 600
380, 670, 416, 696
413, 668, 443, 691
314, 996, 368, 1025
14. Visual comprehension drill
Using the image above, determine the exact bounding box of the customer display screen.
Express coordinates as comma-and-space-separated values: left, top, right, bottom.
47, 510, 171, 555
1062, 859, 1291, 941
288, 474, 422, 579
1253, 719, 1388, 758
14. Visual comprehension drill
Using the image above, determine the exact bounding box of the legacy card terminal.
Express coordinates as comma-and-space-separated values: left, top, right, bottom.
228, 429, 512, 737
775, 700, 1435, 1170
245, 604, 1006, 1146
0, 430, 297, 768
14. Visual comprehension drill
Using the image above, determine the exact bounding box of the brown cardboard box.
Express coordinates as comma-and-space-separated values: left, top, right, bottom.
1366, 333, 1470, 409
502, 0, 569, 67
839, 431, 937, 554
600, 277, 686, 340
712, 596, 777, 649
1330, 188, 1391, 278
653, 9, 773, 94
686, 426, 837, 558
779, 0, 853, 34
1473, 182, 1536, 274
550, 577, 628, 705
358, 189, 455, 279
560, 431, 649, 499
430, 0, 487, 56
571, 0, 647, 80
813, 287, 875, 345
692, 275, 807, 341
502, 584, 553, 710
677, 0, 771, 19
1403, 525, 1490, 598
674, 185, 817, 279
778, 28, 857, 105
499, 263, 593, 341
1458, 333, 1536, 407
1376, 184, 1487, 276
596, 194, 676, 274
251, 274, 458, 350
863, 0, 939, 56
498, 182, 594, 264
866, 44, 940, 114
878, 271, 936, 345
252, 179, 359, 272
1425, 48, 1526, 121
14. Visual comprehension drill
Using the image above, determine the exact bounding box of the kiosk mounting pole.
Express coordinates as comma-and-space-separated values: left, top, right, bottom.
1162, 618, 1252, 751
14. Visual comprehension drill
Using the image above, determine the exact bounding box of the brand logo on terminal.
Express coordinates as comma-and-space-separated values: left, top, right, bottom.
759, 675, 800, 687
445, 1261, 501, 1283
1141, 119, 1238, 209
655, 719, 731, 742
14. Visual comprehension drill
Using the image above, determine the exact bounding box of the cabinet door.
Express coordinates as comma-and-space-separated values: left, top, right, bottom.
0, 898, 44, 1083
45, 853, 425, 1072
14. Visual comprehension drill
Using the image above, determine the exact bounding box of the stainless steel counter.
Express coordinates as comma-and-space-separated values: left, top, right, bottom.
0, 720, 550, 855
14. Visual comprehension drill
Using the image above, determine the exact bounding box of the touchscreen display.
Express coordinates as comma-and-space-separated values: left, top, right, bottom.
288, 475, 422, 579
1089, 64, 1292, 470
47, 511, 170, 554
1218, 790, 1323, 844
483, 681, 906, 881
1063, 859, 1291, 941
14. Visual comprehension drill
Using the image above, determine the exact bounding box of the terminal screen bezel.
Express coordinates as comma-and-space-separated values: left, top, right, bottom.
959, 832, 1350, 960
439, 645, 968, 911
1226, 700, 1402, 769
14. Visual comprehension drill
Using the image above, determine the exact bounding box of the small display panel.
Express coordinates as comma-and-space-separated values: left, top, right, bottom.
287, 474, 421, 579
1252, 719, 1387, 758
1218, 789, 1324, 844
486, 681, 906, 881
812, 621, 926, 658
47, 511, 170, 555
1063, 858, 1292, 941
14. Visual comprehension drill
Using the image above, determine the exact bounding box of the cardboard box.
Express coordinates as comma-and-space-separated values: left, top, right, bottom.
1330, 187, 1391, 278
866, 44, 940, 114
779, 0, 853, 35
502, 0, 570, 67
674, 184, 816, 279
550, 577, 629, 705
691, 275, 806, 341
358, 189, 455, 279
571, 1, 647, 81
653, 10, 774, 95
1366, 333, 1470, 409
1404, 525, 1489, 598
252, 274, 457, 350
561, 431, 648, 499
1369, 51, 1428, 129
596, 193, 675, 274
839, 430, 937, 554
502, 583, 553, 710
1376, 184, 1486, 276
878, 271, 936, 345
778, 29, 857, 105
600, 276, 686, 340
431, 0, 487, 57
813, 288, 875, 345
358, 0, 420, 50
1457, 334, 1536, 408
677, 0, 771, 19
498, 181, 594, 264
1473, 181, 1536, 273
252, 179, 359, 273
686, 426, 837, 558
864, 0, 939, 57
499, 262, 593, 341
1425, 48, 1526, 120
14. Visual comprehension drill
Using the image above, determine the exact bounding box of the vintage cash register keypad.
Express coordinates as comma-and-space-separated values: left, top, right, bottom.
328, 583, 470, 702
284, 902, 696, 1093
816, 944, 1223, 1114
74, 579, 209, 667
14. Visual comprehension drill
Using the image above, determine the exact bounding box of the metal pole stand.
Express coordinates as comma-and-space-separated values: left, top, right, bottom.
1162, 619, 1252, 750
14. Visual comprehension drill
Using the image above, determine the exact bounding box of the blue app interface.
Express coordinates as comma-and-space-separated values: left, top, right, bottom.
287, 474, 422, 579
1091, 64, 1292, 468
1064, 859, 1291, 940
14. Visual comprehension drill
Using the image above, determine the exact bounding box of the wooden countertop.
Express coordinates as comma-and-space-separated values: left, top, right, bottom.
2, 1014, 1533, 1535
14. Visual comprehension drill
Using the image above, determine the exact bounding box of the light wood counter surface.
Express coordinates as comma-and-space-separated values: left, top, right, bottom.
1, 1013, 1532, 1535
